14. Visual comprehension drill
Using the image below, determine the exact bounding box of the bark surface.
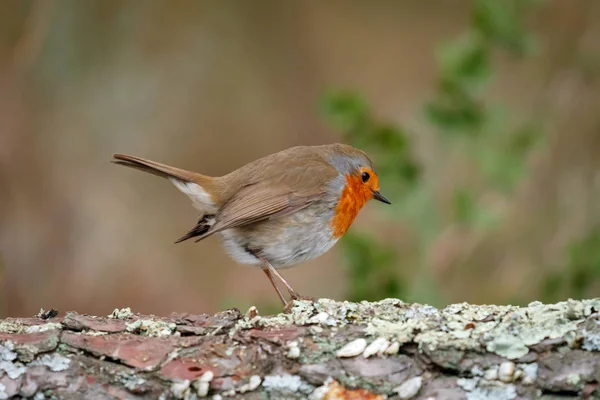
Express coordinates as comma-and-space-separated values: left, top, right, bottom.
0, 298, 599, 399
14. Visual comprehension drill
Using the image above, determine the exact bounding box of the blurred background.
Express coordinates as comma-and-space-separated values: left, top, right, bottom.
1, 0, 600, 318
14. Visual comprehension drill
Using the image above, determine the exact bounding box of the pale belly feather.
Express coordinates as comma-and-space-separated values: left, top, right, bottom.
218, 203, 339, 269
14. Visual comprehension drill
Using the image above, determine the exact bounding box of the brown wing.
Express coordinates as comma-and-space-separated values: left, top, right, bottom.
192, 159, 338, 242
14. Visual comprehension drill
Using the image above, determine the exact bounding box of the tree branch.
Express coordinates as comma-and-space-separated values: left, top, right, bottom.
0, 298, 599, 399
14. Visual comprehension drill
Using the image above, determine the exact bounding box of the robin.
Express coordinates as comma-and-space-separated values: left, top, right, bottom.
112, 143, 390, 308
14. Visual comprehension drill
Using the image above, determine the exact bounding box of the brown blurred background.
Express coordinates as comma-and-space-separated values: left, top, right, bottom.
1, 0, 600, 317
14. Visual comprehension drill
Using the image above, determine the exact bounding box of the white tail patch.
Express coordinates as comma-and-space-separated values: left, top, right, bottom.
169, 178, 217, 213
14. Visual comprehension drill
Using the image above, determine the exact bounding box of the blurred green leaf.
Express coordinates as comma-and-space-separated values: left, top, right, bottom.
472, 0, 537, 55
541, 273, 563, 303
479, 148, 524, 193
425, 97, 486, 133
452, 188, 477, 226
340, 232, 403, 302
541, 228, 600, 301
320, 91, 370, 137
508, 123, 543, 155
438, 33, 492, 88
577, 51, 600, 82
567, 229, 600, 296
371, 124, 408, 152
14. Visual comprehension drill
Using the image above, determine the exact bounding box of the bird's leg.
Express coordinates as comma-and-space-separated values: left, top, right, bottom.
262, 269, 287, 306
254, 254, 314, 312
263, 261, 316, 302
262, 260, 301, 299
255, 255, 307, 298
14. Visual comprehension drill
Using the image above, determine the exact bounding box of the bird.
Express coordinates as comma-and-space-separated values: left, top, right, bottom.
112, 143, 390, 308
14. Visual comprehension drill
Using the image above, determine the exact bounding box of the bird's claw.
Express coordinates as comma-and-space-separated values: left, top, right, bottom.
283, 293, 316, 313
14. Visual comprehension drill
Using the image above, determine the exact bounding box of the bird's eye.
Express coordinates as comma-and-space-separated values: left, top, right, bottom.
361, 171, 370, 183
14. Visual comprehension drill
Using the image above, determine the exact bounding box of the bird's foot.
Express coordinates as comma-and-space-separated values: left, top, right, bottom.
291, 294, 316, 302
283, 293, 317, 313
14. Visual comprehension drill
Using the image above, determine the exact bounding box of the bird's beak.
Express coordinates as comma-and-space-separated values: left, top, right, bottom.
371, 190, 391, 204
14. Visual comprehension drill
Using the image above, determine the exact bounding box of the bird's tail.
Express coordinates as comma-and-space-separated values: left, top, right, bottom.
112, 153, 220, 214
112, 154, 207, 182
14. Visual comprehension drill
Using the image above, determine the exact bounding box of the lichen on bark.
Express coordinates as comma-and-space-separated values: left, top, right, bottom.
0, 298, 599, 399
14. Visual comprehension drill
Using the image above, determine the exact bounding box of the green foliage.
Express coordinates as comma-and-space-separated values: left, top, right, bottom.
426, 0, 541, 136
426, 33, 490, 134
452, 188, 478, 226
340, 232, 403, 303
321, 0, 545, 305
472, 0, 540, 55
542, 228, 600, 302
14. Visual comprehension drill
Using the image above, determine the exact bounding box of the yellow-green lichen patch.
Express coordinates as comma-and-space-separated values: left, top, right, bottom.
581, 314, 600, 351
565, 373, 581, 386
457, 377, 517, 400
262, 374, 314, 398
232, 297, 599, 367
25, 323, 62, 333
483, 300, 596, 359
0, 320, 62, 335
115, 370, 147, 392
364, 302, 510, 354
0, 341, 26, 380
0, 321, 28, 334
299, 335, 341, 364
234, 298, 422, 333
361, 298, 600, 360
30, 353, 70, 372
125, 319, 177, 337
109, 307, 133, 319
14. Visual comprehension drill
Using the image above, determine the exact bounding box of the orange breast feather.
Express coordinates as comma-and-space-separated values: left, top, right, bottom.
331, 174, 372, 238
